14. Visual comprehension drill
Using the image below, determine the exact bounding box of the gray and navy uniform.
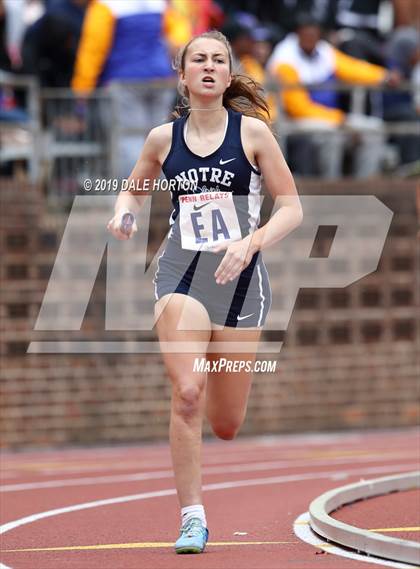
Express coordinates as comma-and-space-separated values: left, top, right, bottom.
154, 107, 271, 328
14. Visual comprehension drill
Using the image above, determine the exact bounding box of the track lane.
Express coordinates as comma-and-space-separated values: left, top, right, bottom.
1, 430, 419, 569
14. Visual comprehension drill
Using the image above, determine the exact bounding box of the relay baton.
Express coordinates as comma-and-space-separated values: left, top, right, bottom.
120, 212, 135, 236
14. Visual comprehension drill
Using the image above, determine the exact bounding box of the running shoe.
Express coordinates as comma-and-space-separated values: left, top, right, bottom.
174, 517, 209, 554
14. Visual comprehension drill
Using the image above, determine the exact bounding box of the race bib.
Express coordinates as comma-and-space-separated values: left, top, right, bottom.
179, 192, 242, 251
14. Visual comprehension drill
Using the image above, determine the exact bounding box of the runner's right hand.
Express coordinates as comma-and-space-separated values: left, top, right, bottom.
107, 210, 138, 240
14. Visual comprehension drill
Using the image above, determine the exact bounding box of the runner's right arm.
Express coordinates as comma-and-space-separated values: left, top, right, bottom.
107, 123, 172, 240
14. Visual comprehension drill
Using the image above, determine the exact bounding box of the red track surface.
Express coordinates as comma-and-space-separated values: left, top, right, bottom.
1, 429, 419, 569
332, 488, 420, 543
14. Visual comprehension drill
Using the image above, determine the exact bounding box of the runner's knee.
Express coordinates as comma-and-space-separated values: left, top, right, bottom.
172, 381, 206, 420
211, 416, 244, 440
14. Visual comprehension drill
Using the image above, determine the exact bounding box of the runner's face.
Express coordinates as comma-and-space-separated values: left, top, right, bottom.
182, 38, 232, 99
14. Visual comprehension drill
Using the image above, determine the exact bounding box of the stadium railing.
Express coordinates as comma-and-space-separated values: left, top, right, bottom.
0, 75, 418, 204
0, 71, 41, 181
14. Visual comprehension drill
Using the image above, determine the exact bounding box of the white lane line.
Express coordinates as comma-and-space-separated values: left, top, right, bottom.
2, 455, 419, 493
0, 464, 414, 537
294, 511, 419, 569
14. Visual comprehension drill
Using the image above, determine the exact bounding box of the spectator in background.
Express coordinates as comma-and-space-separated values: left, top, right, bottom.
0, 0, 41, 122
383, 27, 420, 166
0, 0, 11, 72
252, 24, 283, 68
267, 13, 400, 178
222, 18, 277, 123
72, 0, 191, 177
172, 0, 224, 36
3, 0, 44, 69
333, 0, 413, 65
331, 0, 417, 124
214, 0, 258, 21
22, 0, 89, 87
222, 20, 257, 72
225, 0, 337, 38
0, 0, 15, 122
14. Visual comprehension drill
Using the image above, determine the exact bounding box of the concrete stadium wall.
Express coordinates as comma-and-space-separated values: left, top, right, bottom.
0, 178, 418, 448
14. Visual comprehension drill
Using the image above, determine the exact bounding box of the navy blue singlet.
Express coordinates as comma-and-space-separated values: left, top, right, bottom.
154, 107, 271, 328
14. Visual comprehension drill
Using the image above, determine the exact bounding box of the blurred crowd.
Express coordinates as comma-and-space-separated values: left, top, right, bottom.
0, 0, 419, 178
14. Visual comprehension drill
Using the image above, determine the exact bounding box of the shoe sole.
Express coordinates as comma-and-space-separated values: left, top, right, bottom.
175, 546, 205, 554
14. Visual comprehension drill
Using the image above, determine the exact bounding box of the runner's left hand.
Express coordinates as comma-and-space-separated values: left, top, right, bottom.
212, 237, 256, 285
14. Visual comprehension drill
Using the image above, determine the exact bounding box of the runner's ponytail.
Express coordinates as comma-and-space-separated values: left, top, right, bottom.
222, 73, 270, 125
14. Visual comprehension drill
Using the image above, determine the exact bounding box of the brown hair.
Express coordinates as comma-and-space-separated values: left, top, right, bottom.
173, 30, 270, 125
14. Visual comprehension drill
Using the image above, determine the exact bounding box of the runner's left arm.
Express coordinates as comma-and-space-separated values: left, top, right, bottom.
249, 119, 303, 252
214, 119, 302, 285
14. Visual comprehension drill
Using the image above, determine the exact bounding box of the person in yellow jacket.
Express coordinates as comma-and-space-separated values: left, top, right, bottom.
267, 14, 400, 178
72, 0, 191, 93
72, 0, 192, 177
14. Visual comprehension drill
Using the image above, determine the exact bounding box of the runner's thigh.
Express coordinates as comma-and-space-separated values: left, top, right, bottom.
155, 293, 212, 388
206, 326, 262, 422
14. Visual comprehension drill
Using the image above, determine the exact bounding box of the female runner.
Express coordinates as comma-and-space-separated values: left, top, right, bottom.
107, 30, 303, 554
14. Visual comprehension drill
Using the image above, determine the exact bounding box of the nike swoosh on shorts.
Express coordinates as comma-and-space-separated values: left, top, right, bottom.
237, 313, 254, 321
